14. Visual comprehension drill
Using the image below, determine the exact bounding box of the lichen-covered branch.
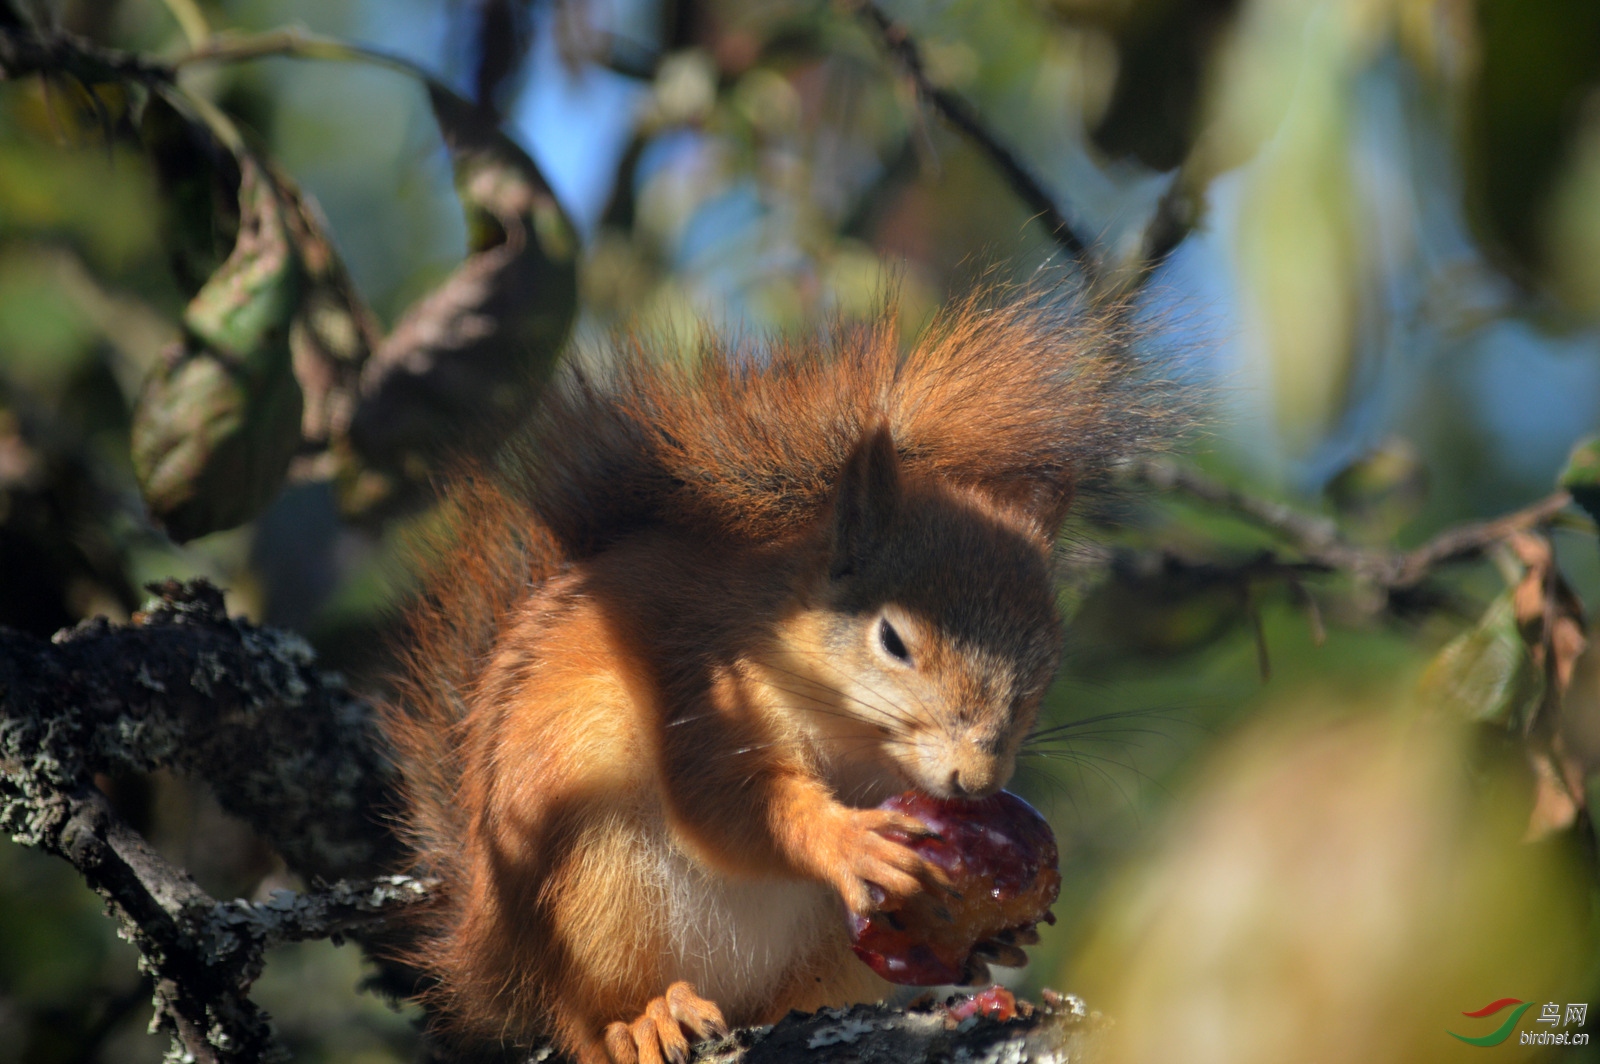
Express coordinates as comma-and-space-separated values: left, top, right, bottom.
9, 775, 428, 1063
0, 578, 429, 1061
0, 579, 399, 880
693, 995, 1104, 1064
215, 874, 435, 949
24, 781, 283, 1062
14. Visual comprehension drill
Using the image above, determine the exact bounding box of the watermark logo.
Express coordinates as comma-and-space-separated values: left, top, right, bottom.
1448, 1000, 1588, 1047
1448, 1000, 1534, 1046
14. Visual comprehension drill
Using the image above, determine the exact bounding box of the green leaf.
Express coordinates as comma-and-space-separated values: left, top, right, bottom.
1558, 435, 1600, 526
131, 158, 304, 542
1418, 592, 1543, 728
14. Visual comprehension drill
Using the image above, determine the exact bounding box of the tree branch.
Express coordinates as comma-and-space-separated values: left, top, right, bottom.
0, 579, 400, 880
0, 578, 431, 1060
36, 783, 282, 1062
693, 994, 1103, 1064
860, 4, 1203, 287
11, 776, 428, 1062
215, 874, 436, 949
1129, 458, 1575, 591
1131, 172, 1201, 285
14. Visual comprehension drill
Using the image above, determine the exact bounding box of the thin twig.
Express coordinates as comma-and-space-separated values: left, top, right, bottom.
1392, 494, 1575, 584
859, 5, 1205, 288
0, 24, 440, 99
172, 27, 435, 82
1290, 578, 1327, 646
20, 783, 281, 1062
1130, 171, 1200, 287
1131, 457, 1574, 591
860, 4, 1094, 276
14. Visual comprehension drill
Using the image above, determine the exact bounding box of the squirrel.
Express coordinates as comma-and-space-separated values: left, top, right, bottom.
381, 289, 1163, 1064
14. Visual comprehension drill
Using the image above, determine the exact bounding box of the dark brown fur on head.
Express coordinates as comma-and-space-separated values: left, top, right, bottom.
787, 419, 1065, 800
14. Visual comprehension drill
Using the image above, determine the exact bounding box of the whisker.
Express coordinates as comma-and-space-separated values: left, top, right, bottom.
758, 659, 922, 732
1028, 705, 1202, 736
1021, 747, 1171, 799
707, 731, 901, 763
756, 680, 900, 729
1030, 747, 1144, 810
775, 639, 936, 725
1024, 726, 1173, 747
1009, 760, 1082, 820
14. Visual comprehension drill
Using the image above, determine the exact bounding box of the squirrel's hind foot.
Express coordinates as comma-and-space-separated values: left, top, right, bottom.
603, 982, 728, 1064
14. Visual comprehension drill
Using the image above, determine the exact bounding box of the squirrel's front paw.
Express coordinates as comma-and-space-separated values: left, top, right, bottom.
603, 982, 728, 1064
821, 806, 956, 916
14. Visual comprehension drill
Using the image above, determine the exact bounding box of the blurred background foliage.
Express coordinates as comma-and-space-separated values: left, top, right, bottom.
2, 0, 1600, 1060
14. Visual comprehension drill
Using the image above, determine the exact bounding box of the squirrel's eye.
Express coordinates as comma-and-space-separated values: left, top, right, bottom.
878, 618, 911, 664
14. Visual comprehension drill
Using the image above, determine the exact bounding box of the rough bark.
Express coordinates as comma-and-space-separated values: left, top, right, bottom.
695, 996, 1105, 1064
0, 578, 400, 879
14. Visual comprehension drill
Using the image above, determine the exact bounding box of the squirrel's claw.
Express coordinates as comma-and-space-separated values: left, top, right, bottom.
844, 835, 952, 914
604, 983, 727, 1064
667, 981, 729, 1040
970, 939, 1029, 968
803, 803, 959, 916
956, 955, 993, 986
1009, 924, 1041, 946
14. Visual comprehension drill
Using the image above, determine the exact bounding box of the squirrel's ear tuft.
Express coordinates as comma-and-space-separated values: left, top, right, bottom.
987, 474, 1075, 540
829, 421, 900, 579
1017, 475, 1075, 539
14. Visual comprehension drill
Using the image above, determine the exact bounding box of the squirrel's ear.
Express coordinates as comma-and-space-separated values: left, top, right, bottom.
829, 421, 901, 580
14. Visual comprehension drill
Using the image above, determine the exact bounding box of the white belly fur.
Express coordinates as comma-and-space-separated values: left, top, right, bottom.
653, 842, 840, 1017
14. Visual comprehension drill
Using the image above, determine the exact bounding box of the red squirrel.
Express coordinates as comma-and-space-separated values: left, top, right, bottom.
382, 291, 1162, 1063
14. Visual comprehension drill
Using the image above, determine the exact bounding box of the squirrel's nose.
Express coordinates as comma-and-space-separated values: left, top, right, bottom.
946, 751, 1004, 798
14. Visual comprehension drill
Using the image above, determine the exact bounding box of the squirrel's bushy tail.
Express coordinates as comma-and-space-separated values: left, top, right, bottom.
511, 285, 1173, 553
380, 474, 562, 872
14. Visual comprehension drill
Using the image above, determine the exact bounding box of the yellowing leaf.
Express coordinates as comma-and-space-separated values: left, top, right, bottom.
1417, 592, 1542, 728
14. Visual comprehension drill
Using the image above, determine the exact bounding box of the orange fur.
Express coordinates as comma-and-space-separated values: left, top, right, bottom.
382, 290, 1167, 1061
